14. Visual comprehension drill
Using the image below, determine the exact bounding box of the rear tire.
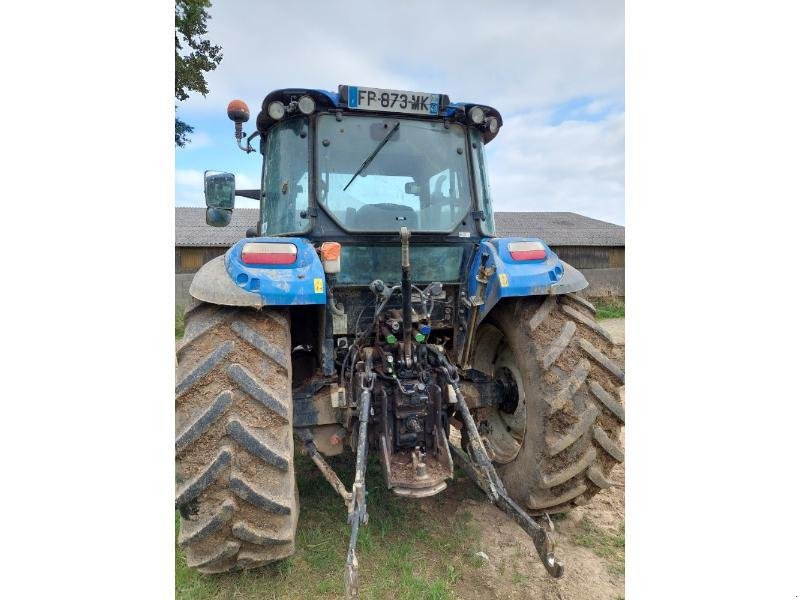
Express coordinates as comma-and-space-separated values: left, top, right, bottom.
473, 294, 624, 513
175, 301, 298, 573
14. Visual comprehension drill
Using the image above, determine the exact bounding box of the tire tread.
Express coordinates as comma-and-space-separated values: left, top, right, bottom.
175, 304, 296, 574
489, 295, 624, 515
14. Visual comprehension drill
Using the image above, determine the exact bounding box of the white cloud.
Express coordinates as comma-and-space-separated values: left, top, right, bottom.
177, 0, 624, 222
488, 113, 624, 224
181, 0, 623, 118
233, 172, 258, 191
584, 98, 615, 116
175, 169, 203, 188
183, 130, 213, 149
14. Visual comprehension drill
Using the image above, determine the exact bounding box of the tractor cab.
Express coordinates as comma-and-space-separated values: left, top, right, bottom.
207, 85, 503, 286
253, 87, 501, 236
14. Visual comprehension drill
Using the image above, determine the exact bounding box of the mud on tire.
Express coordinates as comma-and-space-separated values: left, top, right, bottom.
175, 302, 297, 574
474, 294, 624, 513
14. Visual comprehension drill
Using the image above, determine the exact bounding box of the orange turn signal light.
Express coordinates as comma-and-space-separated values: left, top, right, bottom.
320, 242, 341, 261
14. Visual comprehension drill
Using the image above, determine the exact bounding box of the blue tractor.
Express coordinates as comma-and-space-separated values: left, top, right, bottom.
176, 85, 624, 595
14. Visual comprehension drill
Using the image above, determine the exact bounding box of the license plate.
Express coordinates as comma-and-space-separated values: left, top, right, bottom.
345, 86, 441, 116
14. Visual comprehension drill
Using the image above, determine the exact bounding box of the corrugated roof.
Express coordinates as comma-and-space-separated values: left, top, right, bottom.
175, 207, 624, 247
175, 207, 259, 246
493, 212, 624, 246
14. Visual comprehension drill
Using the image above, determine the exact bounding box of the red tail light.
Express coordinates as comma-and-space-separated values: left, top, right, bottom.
241, 242, 297, 265
508, 241, 547, 261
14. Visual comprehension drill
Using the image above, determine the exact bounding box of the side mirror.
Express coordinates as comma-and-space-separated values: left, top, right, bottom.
204, 171, 235, 227
206, 207, 232, 227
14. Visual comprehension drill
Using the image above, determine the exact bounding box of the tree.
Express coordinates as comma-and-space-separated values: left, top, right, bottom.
175, 0, 222, 147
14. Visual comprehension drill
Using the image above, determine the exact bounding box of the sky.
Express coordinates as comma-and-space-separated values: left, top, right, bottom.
176, 0, 624, 225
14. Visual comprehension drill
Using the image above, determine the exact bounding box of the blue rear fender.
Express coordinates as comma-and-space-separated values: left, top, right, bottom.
225, 237, 327, 305
467, 237, 588, 320
188, 237, 328, 308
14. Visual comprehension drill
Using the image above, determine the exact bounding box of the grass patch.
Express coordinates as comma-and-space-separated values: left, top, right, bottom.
510, 570, 528, 585
175, 306, 185, 340
573, 518, 625, 576
592, 297, 625, 320
176, 453, 484, 599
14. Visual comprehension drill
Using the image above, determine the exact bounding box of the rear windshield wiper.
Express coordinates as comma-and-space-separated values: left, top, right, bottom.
342, 121, 400, 191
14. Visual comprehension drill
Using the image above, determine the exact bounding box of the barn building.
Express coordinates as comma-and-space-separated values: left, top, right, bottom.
175, 207, 624, 307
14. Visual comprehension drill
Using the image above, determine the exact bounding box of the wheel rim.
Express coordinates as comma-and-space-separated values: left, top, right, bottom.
472, 324, 527, 464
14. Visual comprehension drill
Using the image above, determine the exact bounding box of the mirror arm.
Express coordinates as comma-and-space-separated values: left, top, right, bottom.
235, 189, 260, 200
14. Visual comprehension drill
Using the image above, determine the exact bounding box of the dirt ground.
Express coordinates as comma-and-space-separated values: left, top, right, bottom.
443, 451, 624, 600
600, 317, 625, 346
450, 316, 625, 600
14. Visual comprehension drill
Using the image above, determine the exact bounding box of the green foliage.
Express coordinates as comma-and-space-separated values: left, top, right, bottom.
593, 297, 625, 320
175, 306, 185, 340
175, 0, 222, 147
175, 118, 194, 149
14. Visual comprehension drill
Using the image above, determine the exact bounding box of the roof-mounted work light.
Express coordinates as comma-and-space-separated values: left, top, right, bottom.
297, 95, 316, 115
468, 106, 486, 125
268, 101, 286, 120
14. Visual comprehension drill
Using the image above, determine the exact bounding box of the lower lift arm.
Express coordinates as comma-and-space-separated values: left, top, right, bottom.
439, 362, 564, 578
345, 349, 374, 599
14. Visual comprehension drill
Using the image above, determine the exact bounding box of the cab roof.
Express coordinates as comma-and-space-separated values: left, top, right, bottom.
255, 86, 503, 144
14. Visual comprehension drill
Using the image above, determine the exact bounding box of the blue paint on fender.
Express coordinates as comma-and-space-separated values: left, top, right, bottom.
467, 238, 565, 320
224, 237, 327, 306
